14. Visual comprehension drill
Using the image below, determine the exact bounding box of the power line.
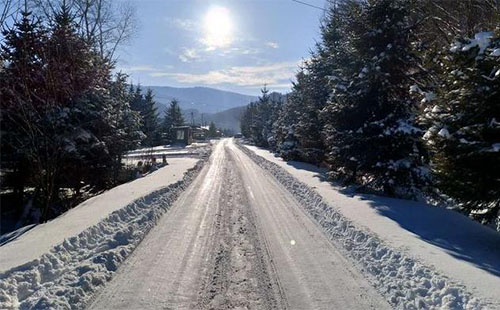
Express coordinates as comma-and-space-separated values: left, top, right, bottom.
291, 0, 327, 11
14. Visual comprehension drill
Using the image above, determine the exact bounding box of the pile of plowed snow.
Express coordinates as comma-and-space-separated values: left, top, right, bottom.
0, 159, 205, 309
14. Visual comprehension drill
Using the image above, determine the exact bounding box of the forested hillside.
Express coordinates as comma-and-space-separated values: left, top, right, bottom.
241, 0, 500, 229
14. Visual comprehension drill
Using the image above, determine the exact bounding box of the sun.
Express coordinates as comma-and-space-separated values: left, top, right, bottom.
203, 6, 233, 49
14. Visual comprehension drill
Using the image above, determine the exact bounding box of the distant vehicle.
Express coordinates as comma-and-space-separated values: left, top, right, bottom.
234, 133, 243, 138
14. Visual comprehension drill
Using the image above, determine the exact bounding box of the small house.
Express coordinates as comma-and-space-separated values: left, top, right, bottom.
171, 126, 192, 145
191, 125, 209, 141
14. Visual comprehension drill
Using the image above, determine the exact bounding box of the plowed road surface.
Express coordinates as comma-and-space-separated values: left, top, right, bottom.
88, 139, 390, 309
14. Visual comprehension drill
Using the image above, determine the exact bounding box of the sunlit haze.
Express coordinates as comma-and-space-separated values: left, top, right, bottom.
116, 0, 325, 95
203, 6, 233, 50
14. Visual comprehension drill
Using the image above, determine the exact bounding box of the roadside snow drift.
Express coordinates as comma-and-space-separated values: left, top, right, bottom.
0, 158, 199, 273
0, 159, 205, 310
237, 143, 499, 310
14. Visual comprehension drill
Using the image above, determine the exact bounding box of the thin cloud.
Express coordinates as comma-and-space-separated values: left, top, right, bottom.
119, 65, 161, 72
217, 47, 261, 56
150, 61, 299, 87
177, 45, 262, 63
165, 18, 197, 31
179, 48, 201, 62
266, 41, 279, 49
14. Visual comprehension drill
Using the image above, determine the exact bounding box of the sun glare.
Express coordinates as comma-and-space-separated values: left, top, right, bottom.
203, 6, 233, 49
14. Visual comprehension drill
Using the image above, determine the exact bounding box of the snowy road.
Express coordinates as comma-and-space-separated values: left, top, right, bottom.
88, 139, 390, 309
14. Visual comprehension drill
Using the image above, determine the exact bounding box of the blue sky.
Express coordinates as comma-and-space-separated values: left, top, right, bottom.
116, 0, 327, 95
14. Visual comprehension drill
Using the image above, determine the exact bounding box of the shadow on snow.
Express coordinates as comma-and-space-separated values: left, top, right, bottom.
270, 151, 500, 277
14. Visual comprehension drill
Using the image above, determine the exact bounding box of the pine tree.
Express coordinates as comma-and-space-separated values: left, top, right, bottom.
130, 84, 143, 111
142, 88, 160, 146
322, 0, 427, 196
162, 99, 184, 143
422, 31, 500, 224
0, 5, 142, 222
208, 122, 217, 137
251, 86, 272, 146
128, 85, 162, 146
240, 87, 283, 148
280, 64, 326, 164
0, 9, 47, 211
240, 101, 256, 139
273, 92, 301, 159
275, 2, 353, 164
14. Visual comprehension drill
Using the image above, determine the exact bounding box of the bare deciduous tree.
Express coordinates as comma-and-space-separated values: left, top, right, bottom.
418, 0, 500, 45
0, 0, 22, 26
28, 0, 137, 61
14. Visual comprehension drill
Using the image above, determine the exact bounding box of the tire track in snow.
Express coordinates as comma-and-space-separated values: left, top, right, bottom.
196, 147, 286, 310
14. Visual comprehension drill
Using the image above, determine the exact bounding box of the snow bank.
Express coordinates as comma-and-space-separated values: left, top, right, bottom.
0, 159, 206, 310
122, 143, 212, 166
0, 158, 199, 273
238, 143, 500, 310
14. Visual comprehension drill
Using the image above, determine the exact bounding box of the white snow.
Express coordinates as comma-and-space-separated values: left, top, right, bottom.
409, 85, 420, 93
485, 143, 500, 152
394, 120, 422, 134
123, 142, 211, 159
459, 138, 474, 145
241, 143, 500, 309
431, 105, 442, 113
423, 91, 436, 103
451, 32, 493, 55
437, 128, 451, 139
0, 158, 203, 309
423, 126, 438, 140
0, 158, 199, 273
491, 48, 500, 57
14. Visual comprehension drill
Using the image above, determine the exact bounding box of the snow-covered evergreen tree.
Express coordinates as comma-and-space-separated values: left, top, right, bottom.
129, 85, 159, 147
252, 86, 273, 146
240, 87, 282, 147
0, 5, 143, 222
162, 99, 184, 143
0, 9, 47, 211
422, 31, 500, 224
240, 101, 256, 139
274, 4, 350, 165
322, 0, 427, 196
273, 92, 300, 159
276, 64, 326, 164
208, 121, 217, 138
143, 89, 160, 146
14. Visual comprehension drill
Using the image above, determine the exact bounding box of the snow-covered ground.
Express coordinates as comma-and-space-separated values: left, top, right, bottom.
88, 139, 389, 310
123, 142, 211, 157
122, 142, 212, 165
0, 157, 204, 309
2, 139, 498, 310
241, 143, 500, 309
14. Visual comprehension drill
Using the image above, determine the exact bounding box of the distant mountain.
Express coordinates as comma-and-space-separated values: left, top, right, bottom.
198, 92, 286, 132
176, 106, 245, 132
147, 86, 258, 114
147, 86, 286, 133
205, 106, 247, 132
